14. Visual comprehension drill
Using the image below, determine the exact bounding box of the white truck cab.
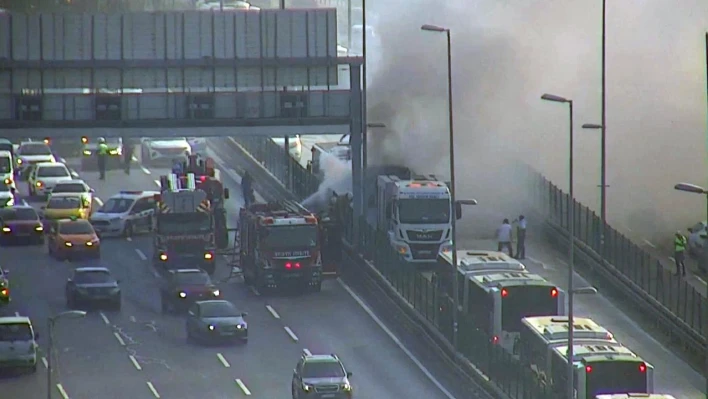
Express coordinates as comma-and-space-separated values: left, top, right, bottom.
377, 175, 456, 263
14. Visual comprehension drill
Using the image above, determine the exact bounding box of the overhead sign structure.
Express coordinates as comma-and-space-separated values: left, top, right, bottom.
0, 9, 362, 137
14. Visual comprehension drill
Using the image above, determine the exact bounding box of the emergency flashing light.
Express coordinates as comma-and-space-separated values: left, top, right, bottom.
585, 365, 592, 373
501, 288, 509, 297
492, 336, 499, 344
638, 363, 646, 373
284, 262, 302, 269
551, 288, 559, 297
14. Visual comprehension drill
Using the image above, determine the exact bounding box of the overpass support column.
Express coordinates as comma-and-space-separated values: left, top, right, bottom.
283, 135, 292, 190
349, 65, 364, 248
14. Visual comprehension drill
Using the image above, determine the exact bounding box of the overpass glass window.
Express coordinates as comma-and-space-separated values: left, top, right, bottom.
18, 143, 51, 156
302, 361, 346, 378
101, 198, 134, 214
0, 323, 32, 341
58, 221, 93, 235
501, 286, 558, 332
0, 157, 10, 173
37, 165, 70, 178
261, 225, 317, 248
398, 198, 450, 224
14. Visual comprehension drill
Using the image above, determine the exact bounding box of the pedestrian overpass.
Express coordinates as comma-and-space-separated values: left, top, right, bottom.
0, 9, 364, 139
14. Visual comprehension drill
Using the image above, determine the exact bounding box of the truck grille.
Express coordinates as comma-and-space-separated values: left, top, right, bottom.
406, 230, 443, 241
315, 385, 340, 393
409, 243, 440, 260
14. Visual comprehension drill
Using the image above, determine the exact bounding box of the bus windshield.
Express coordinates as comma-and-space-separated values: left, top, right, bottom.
157, 213, 211, 234
585, 360, 648, 397
501, 285, 559, 332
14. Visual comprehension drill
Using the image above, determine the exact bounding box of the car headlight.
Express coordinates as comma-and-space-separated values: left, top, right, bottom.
342, 383, 352, 392
2, 227, 10, 233
16, 158, 22, 164
302, 384, 312, 392
83, 150, 92, 156
178, 291, 187, 298
3, 178, 11, 185
204, 252, 213, 260
64, 242, 72, 247
208, 324, 215, 331
35, 225, 43, 232
212, 289, 220, 297
85, 241, 94, 246
159, 254, 168, 261
236, 324, 245, 330
396, 245, 409, 255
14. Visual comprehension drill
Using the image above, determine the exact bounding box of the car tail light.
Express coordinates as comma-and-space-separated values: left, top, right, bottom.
285, 262, 292, 269
0, 288, 8, 296
492, 336, 499, 344
501, 288, 508, 297
551, 288, 558, 297
638, 363, 646, 373
585, 365, 592, 373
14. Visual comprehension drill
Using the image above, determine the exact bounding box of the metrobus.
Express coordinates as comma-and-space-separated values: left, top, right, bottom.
460, 270, 566, 353
519, 316, 617, 380
550, 343, 655, 398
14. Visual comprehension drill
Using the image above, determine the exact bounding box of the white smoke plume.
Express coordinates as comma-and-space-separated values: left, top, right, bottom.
301, 152, 352, 212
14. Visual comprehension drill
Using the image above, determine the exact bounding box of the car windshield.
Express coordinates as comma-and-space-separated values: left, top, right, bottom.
47, 197, 81, 209
174, 272, 210, 285
58, 221, 94, 235
302, 361, 346, 378
0, 157, 10, 174
0, 208, 37, 221
53, 183, 86, 193
19, 143, 51, 156
37, 165, 70, 178
200, 302, 240, 318
100, 198, 134, 214
0, 323, 33, 341
74, 270, 113, 284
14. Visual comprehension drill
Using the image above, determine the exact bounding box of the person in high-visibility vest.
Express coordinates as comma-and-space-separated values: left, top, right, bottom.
97, 137, 108, 180
674, 231, 688, 277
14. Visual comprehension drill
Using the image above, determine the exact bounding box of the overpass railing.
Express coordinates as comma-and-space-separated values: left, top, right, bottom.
225, 136, 707, 375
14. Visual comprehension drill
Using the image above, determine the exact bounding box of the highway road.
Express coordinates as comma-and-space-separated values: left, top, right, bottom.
0, 149, 470, 399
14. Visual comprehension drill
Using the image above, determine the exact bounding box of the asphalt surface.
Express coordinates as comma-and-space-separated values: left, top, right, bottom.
0, 152, 464, 399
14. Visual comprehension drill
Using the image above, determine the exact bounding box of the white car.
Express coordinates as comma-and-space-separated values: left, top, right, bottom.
27, 162, 73, 197
15, 142, 55, 175
187, 137, 207, 154
140, 138, 191, 165
270, 136, 303, 161
0, 150, 14, 189
687, 221, 707, 257
90, 191, 159, 237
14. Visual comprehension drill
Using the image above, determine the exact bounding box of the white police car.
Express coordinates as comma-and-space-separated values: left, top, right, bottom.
89, 191, 159, 237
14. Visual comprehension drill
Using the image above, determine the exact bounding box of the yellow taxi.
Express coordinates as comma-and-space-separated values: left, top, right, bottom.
47, 217, 101, 260
41, 193, 92, 221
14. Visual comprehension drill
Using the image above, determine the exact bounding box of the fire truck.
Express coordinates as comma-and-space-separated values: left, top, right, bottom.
239, 200, 337, 293
153, 173, 217, 274
173, 155, 230, 249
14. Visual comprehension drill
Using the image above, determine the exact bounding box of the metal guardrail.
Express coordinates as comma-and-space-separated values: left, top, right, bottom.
225, 136, 707, 375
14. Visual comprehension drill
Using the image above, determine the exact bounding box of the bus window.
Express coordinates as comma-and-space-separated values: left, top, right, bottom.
501, 285, 560, 332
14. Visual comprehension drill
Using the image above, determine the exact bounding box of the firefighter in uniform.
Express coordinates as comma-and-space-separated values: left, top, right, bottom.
97, 137, 109, 180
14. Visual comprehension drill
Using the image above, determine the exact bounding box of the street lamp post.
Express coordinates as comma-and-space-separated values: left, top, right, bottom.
541, 93, 576, 399
673, 183, 708, 224
600, 0, 608, 237
420, 23, 460, 349
47, 310, 86, 399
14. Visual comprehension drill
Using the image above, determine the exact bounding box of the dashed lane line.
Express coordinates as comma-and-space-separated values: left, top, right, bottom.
216, 353, 231, 368
235, 379, 252, 396
303, 348, 312, 356
129, 355, 142, 370
126, 236, 132, 242
146, 382, 161, 398
41, 357, 48, 368
265, 305, 280, 319
99, 312, 110, 325
249, 286, 260, 296
338, 278, 458, 399
643, 239, 656, 249
14, 311, 20, 316
56, 383, 70, 399
284, 326, 299, 342
153, 179, 161, 187
135, 249, 148, 261
94, 197, 104, 207
140, 165, 151, 175
114, 332, 126, 346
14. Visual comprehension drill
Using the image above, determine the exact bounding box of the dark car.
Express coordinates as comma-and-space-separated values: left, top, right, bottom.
0, 206, 44, 245
186, 300, 248, 344
160, 269, 220, 313
0, 268, 10, 306
65, 267, 121, 310
292, 353, 353, 399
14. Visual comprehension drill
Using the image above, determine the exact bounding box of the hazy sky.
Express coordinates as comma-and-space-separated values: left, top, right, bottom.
365, 0, 708, 239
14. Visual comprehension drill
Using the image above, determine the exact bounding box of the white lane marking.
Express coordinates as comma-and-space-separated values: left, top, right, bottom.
284, 326, 299, 342
14, 311, 20, 316
56, 383, 70, 399
642, 239, 656, 249
130, 316, 137, 323
126, 236, 132, 242
694, 275, 707, 285
135, 249, 147, 261
129, 355, 142, 370
668, 256, 675, 262
153, 179, 161, 187
113, 332, 126, 346
41, 357, 48, 368
94, 197, 103, 207
235, 379, 252, 396
249, 286, 260, 296
338, 278, 458, 399
265, 305, 280, 319
99, 312, 110, 325
216, 353, 231, 368
303, 348, 312, 356
146, 382, 161, 398
140, 165, 151, 175
132, 156, 138, 162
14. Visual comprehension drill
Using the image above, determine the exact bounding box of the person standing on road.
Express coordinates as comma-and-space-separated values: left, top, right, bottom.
673, 231, 688, 277
122, 137, 134, 175
514, 215, 527, 260
496, 218, 514, 257
97, 137, 108, 180
241, 171, 254, 207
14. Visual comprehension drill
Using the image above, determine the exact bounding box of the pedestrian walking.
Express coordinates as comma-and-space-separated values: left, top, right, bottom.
514, 215, 527, 259
97, 137, 108, 180
496, 218, 514, 257
673, 231, 687, 277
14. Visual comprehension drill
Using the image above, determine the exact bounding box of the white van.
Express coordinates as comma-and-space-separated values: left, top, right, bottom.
0, 316, 39, 373
0, 150, 14, 188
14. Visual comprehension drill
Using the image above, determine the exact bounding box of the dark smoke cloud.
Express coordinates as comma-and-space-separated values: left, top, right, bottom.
364, 0, 708, 241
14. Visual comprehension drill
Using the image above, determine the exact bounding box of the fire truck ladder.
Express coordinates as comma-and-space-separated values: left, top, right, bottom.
159, 173, 196, 191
